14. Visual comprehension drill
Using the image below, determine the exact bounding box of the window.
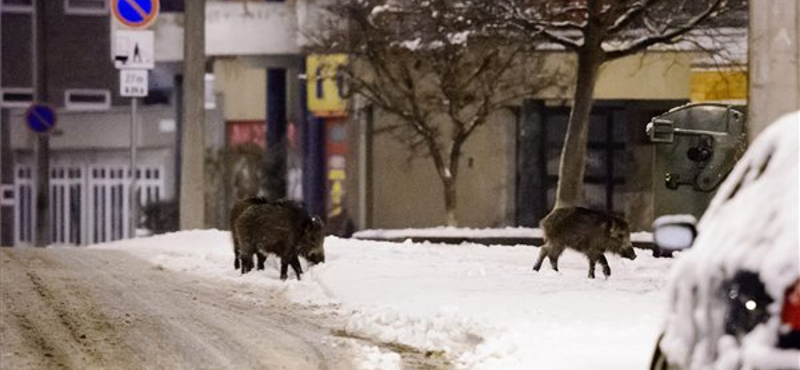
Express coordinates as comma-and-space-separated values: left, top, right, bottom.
65, 89, 111, 111
64, 0, 108, 16
0, 88, 34, 108
1, 0, 33, 13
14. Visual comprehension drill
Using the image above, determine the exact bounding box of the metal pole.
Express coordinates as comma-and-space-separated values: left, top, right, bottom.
33, 0, 50, 247
266, 68, 288, 201
179, 0, 206, 230
357, 101, 373, 230
1, 110, 13, 246
130, 97, 138, 238
747, 0, 800, 141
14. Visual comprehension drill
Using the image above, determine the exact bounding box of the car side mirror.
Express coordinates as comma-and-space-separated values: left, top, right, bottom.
653, 215, 698, 252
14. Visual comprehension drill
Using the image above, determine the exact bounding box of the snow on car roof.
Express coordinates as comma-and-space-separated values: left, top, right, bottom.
660, 111, 800, 370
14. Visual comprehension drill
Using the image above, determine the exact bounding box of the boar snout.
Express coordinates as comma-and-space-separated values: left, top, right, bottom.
622, 247, 637, 260
306, 250, 325, 265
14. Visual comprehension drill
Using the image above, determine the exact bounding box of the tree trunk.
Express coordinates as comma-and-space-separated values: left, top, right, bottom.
442, 138, 465, 227
553, 45, 604, 209
443, 176, 457, 227
428, 138, 461, 227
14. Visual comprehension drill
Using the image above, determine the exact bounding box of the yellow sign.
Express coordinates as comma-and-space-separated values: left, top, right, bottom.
307, 54, 348, 115
690, 70, 747, 103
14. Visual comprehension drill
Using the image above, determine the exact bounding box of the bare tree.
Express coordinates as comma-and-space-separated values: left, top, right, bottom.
495, 0, 746, 209
314, 0, 560, 226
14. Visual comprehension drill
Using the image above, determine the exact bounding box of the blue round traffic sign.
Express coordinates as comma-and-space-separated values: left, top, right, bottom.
25, 104, 57, 134
112, 0, 159, 28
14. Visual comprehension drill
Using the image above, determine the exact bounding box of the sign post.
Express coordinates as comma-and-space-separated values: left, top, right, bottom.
112, 0, 158, 238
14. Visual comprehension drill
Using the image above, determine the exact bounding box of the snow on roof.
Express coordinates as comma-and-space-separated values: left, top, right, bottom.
660, 111, 800, 370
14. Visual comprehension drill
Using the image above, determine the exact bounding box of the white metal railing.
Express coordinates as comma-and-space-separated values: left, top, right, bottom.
50, 166, 85, 245
14, 164, 164, 246
13, 166, 34, 246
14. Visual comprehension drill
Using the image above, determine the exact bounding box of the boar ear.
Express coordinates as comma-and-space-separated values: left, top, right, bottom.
604, 219, 624, 237
308, 216, 324, 231
602, 219, 613, 234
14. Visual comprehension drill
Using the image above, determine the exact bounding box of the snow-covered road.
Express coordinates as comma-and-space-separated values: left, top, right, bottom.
83, 230, 676, 370
0, 248, 357, 370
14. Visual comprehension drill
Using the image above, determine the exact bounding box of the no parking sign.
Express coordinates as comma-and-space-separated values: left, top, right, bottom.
112, 0, 160, 29
25, 104, 57, 135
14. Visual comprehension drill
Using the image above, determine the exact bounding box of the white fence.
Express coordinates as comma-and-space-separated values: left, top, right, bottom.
14, 166, 34, 246
50, 166, 85, 245
14, 164, 164, 246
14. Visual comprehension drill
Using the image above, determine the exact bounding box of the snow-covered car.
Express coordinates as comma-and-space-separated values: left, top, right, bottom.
649, 111, 800, 370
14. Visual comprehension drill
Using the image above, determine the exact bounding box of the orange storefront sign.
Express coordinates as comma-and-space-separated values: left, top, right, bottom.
690, 70, 748, 103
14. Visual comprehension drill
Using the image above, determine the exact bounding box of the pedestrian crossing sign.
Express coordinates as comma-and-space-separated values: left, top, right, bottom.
114, 30, 154, 70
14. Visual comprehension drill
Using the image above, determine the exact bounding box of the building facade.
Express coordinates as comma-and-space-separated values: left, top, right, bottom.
344, 37, 749, 232
1, 0, 319, 246
1, 0, 181, 246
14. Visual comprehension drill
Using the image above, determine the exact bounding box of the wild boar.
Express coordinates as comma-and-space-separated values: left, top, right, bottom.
532, 206, 637, 279
234, 199, 325, 280
229, 197, 271, 270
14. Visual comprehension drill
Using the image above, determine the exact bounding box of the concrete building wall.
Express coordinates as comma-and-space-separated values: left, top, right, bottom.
595, 53, 692, 100
1, 1, 119, 107
356, 51, 695, 229
9, 106, 177, 200
213, 59, 267, 121
369, 109, 517, 229
9, 106, 176, 150
1, 11, 33, 89
207, 1, 300, 56
151, 1, 320, 59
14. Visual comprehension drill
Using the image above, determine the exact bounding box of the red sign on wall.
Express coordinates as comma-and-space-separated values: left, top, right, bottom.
227, 121, 300, 149
227, 121, 266, 148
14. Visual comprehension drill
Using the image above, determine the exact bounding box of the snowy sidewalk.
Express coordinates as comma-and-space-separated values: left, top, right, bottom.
353, 226, 655, 250
94, 229, 674, 370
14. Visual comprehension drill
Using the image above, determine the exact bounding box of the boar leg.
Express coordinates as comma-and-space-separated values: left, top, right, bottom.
279, 259, 290, 280
598, 255, 611, 277
547, 243, 565, 272
256, 252, 267, 271
290, 256, 303, 280
232, 230, 240, 270
240, 253, 254, 274
587, 257, 597, 279
533, 244, 550, 271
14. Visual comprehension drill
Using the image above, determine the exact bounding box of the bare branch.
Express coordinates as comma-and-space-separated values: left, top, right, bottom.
506, 16, 582, 50
607, 0, 662, 35
605, 0, 727, 60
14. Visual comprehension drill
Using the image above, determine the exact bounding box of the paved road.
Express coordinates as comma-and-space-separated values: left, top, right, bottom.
0, 248, 355, 370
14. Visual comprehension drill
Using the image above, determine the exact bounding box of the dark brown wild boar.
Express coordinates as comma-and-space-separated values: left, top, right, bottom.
234, 199, 325, 280
532, 206, 637, 279
229, 197, 271, 270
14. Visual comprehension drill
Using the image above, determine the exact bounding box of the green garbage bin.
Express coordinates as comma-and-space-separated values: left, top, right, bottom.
647, 103, 746, 221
